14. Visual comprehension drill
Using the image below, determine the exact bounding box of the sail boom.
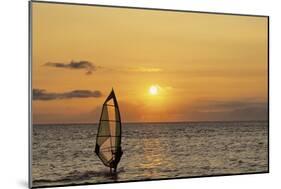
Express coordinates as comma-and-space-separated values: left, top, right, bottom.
100, 120, 121, 122
103, 104, 115, 107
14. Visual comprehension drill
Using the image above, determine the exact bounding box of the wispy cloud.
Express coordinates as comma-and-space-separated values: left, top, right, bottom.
127, 67, 163, 73
179, 99, 268, 121
105, 66, 163, 73
33, 89, 102, 101
44, 60, 97, 75
107, 99, 267, 122
193, 99, 267, 112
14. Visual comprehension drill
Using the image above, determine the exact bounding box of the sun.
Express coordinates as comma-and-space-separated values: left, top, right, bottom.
149, 85, 159, 95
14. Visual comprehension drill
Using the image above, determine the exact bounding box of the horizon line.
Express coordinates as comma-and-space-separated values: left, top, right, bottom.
33, 119, 268, 126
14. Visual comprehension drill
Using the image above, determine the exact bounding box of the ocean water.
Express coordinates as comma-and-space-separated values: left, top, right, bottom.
32, 121, 268, 187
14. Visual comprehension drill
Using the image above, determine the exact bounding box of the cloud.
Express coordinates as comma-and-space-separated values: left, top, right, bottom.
176, 99, 268, 121
117, 99, 268, 122
128, 67, 163, 73
33, 89, 102, 101
192, 99, 266, 112
117, 99, 267, 122
108, 66, 163, 73
44, 60, 97, 75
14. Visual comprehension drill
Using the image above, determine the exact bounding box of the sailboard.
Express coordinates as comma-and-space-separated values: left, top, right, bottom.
95, 89, 123, 172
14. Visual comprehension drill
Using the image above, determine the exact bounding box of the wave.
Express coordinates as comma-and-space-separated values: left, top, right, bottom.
33, 168, 125, 184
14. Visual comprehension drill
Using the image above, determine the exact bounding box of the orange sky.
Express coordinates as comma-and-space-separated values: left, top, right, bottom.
32, 2, 268, 124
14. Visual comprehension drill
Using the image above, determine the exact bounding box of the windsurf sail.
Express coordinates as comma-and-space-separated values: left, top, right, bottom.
95, 89, 123, 170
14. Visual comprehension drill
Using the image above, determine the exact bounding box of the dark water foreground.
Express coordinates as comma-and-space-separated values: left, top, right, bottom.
32, 121, 268, 187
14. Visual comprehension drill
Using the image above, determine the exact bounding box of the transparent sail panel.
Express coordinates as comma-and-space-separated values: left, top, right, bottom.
107, 106, 116, 121
100, 138, 113, 163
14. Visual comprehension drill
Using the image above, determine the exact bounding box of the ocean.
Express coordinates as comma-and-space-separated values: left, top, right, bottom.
32, 121, 268, 187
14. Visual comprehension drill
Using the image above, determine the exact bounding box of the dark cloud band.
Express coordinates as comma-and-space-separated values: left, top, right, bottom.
33, 89, 102, 101
44, 60, 96, 75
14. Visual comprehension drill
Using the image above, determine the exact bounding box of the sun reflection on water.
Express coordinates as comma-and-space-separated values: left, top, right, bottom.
138, 138, 169, 178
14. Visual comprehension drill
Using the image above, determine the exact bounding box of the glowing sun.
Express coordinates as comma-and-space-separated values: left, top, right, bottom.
149, 85, 159, 95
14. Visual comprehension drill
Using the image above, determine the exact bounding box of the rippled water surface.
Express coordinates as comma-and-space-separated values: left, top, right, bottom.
32, 121, 268, 187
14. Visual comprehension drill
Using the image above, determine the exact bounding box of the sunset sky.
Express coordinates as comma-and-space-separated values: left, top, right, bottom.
32, 2, 268, 124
